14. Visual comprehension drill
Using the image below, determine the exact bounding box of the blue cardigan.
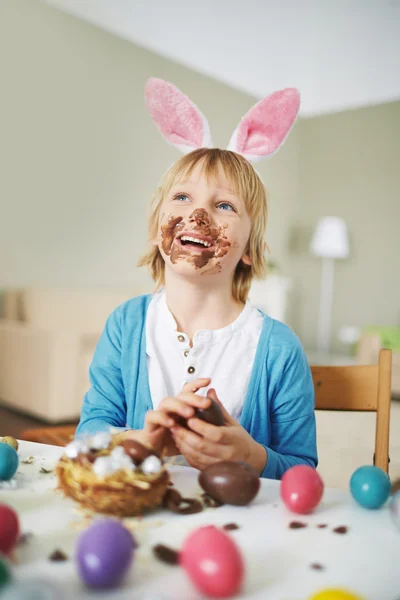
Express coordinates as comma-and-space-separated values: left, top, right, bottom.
77, 294, 318, 480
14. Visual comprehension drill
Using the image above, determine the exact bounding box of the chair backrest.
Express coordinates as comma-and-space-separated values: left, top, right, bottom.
311, 348, 392, 473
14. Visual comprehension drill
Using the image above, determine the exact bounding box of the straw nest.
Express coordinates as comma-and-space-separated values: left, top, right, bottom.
56, 438, 169, 517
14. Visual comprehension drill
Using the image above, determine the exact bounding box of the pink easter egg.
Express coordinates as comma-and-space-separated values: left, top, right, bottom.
180, 525, 244, 598
281, 465, 324, 514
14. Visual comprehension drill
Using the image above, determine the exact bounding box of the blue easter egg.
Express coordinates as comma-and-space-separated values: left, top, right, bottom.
350, 465, 391, 509
0, 444, 19, 481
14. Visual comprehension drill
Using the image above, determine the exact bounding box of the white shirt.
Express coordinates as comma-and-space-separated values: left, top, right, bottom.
146, 289, 264, 420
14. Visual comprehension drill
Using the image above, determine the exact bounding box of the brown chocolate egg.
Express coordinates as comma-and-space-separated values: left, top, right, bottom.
120, 440, 153, 465
194, 399, 224, 426
198, 461, 260, 506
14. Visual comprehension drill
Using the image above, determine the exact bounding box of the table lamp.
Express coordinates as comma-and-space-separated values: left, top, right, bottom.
310, 216, 349, 355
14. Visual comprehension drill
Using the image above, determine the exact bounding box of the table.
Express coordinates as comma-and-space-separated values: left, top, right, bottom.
1, 441, 399, 600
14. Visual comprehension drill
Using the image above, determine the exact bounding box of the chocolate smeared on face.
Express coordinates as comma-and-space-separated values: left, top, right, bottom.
160, 209, 231, 271
161, 215, 184, 256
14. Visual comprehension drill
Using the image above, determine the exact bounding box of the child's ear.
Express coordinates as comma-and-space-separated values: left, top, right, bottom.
241, 253, 252, 266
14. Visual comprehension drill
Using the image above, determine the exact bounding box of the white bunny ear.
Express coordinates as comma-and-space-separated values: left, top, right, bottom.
145, 78, 213, 154
227, 88, 300, 163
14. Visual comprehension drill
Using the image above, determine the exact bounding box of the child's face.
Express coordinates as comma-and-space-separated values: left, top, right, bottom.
155, 163, 252, 280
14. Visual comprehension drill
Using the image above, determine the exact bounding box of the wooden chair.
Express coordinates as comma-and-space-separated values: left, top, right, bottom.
311, 348, 392, 473
20, 424, 77, 447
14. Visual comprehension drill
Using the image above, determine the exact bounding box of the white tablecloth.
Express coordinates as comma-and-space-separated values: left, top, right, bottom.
0, 441, 399, 599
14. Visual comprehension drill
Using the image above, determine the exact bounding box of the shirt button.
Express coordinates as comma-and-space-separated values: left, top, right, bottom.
184, 350, 190, 357
187, 366, 195, 374
177, 335, 185, 342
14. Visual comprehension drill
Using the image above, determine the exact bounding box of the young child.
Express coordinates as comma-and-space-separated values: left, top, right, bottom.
76, 78, 317, 479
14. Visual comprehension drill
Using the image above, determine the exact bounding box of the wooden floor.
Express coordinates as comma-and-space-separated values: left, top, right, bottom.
0, 403, 78, 439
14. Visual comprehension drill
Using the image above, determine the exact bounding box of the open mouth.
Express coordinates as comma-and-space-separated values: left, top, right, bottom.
176, 234, 215, 251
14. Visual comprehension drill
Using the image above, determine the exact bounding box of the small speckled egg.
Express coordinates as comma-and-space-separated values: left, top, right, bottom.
76, 519, 136, 589
0, 580, 63, 600
180, 525, 244, 598
0, 503, 20, 556
309, 589, 364, 600
0, 437, 18, 451
350, 465, 391, 509
141, 455, 162, 475
390, 489, 400, 530
0, 555, 12, 590
0, 443, 19, 481
90, 432, 111, 451
281, 465, 324, 514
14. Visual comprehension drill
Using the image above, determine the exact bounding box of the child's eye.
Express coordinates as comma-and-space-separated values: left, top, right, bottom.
217, 202, 235, 212
173, 194, 191, 202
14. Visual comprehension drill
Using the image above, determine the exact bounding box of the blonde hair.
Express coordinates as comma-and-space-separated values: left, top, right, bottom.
138, 148, 268, 303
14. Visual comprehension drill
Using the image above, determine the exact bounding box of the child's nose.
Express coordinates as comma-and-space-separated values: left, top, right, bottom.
189, 208, 211, 227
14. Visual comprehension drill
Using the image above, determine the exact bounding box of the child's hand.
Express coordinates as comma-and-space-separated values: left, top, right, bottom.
118, 378, 212, 457
146, 377, 212, 456
170, 389, 267, 474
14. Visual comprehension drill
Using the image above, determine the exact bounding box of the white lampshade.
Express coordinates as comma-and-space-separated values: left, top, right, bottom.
310, 216, 349, 259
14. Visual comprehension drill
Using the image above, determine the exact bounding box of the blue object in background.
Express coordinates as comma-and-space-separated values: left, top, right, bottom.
350, 465, 391, 509
0, 443, 19, 481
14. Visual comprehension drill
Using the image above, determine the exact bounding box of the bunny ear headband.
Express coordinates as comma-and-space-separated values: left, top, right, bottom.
145, 77, 300, 163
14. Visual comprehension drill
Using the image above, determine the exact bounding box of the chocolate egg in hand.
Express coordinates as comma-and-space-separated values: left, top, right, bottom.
199, 461, 260, 506
194, 398, 224, 426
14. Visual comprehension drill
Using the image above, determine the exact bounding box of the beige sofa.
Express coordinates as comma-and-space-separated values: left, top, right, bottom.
357, 332, 400, 397
0, 288, 145, 422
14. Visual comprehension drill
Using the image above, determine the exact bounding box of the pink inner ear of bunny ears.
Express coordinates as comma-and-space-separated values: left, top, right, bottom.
233, 88, 300, 157
145, 78, 205, 149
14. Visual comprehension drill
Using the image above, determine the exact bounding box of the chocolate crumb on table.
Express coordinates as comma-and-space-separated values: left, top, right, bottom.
40, 467, 53, 474
333, 526, 348, 534
163, 488, 203, 514
176, 498, 203, 515
289, 521, 308, 529
17, 532, 33, 545
153, 544, 179, 565
201, 492, 224, 508
49, 549, 68, 561
317, 523, 328, 528
223, 523, 240, 531
310, 563, 325, 571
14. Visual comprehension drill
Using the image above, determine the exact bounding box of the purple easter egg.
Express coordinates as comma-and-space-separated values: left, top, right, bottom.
76, 519, 136, 589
